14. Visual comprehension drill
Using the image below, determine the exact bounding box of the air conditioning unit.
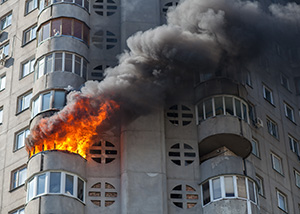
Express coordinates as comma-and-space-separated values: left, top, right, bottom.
255, 117, 264, 128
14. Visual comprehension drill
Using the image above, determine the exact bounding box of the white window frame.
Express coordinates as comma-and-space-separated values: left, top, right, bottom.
0, 106, 3, 124
271, 153, 283, 175
27, 171, 86, 203
263, 85, 274, 105
255, 175, 264, 196
17, 91, 32, 113
277, 190, 288, 212
284, 102, 295, 122
25, 0, 38, 15
11, 165, 27, 190
281, 74, 290, 91
21, 58, 35, 78
0, 42, 10, 56
23, 25, 37, 45
246, 71, 252, 87
0, 74, 6, 91
295, 170, 300, 188
14, 128, 30, 151
9, 207, 25, 214
266, 118, 278, 139
0, 12, 12, 30
251, 138, 260, 157
289, 135, 300, 156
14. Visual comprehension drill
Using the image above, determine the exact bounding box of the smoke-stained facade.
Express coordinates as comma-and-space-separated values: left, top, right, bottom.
0, 0, 300, 213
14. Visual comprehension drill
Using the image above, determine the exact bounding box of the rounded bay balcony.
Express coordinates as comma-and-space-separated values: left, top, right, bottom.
197, 95, 252, 159
25, 150, 86, 214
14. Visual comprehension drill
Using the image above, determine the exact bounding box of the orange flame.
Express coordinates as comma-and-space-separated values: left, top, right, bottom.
28, 98, 119, 159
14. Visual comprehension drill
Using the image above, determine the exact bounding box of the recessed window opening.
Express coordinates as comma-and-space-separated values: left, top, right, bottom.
35, 52, 88, 80
39, 0, 89, 11
0, 74, 6, 91
167, 105, 193, 126
284, 102, 295, 122
11, 166, 27, 190
266, 118, 278, 139
263, 85, 274, 105
168, 143, 196, 166
271, 153, 283, 174
170, 184, 198, 209
0, 12, 12, 30
197, 95, 249, 123
201, 175, 257, 207
27, 171, 85, 203
289, 135, 300, 158
90, 140, 117, 164
93, 0, 117, 16
89, 182, 117, 207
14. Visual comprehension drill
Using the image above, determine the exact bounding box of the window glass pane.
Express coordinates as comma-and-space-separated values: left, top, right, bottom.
31, 26, 37, 40
198, 103, 204, 121
17, 132, 25, 149
251, 139, 258, 156
83, 24, 89, 44
33, 97, 40, 117
75, 56, 81, 76
54, 53, 63, 72
0, 109, 3, 124
62, 19, 72, 36
23, 61, 30, 77
202, 181, 210, 205
235, 99, 242, 118
84, 0, 89, 10
42, 22, 50, 41
42, 92, 51, 111
0, 76, 6, 90
82, 59, 87, 80
54, 91, 65, 109
3, 43, 9, 56
65, 174, 74, 195
38, 58, 45, 78
242, 103, 248, 122
37, 174, 46, 195
214, 97, 223, 116
225, 97, 234, 115
24, 30, 30, 44
51, 19, 62, 37
77, 177, 84, 201
75, 0, 82, 6
273, 155, 282, 173
65, 53, 72, 72
18, 168, 27, 186
12, 172, 18, 188
224, 176, 234, 197
24, 93, 32, 109
248, 180, 255, 202
278, 193, 286, 211
45, 54, 53, 74
212, 178, 221, 200
204, 99, 213, 118
237, 176, 247, 198
73, 21, 82, 39
27, 178, 34, 201
50, 172, 61, 193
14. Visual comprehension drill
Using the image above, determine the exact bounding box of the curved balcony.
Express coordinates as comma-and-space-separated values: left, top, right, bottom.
25, 151, 86, 213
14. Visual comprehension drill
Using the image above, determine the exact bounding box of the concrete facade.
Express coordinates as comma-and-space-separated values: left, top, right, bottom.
0, 0, 300, 214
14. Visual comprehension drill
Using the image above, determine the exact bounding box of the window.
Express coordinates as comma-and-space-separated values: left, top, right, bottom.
256, 175, 264, 196
267, 118, 278, 139
0, 75, 6, 91
23, 25, 37, 45
21, 58, 35, 78
11, 166, 27, 190
289, 135, 300, 157
39, 0, 89, 11
27, 171, 85, 203
25, 0, 38, 14
0, 42, 9, 56
246, 71, 252, 87
277, 190, 287, 212
9, 207, 25, 214
201, 175, 257, 207
197, 95, 249, 123
37, 18, 89, 45
284, 102, 295, 122
281, 74, 290, 91
35, 52, 88, 80
0, 107, 3, 124
263, 85, 274, 104
17, 91, 32, 113
31, 90, 66, 117
15, 128, 30, 150
271, 153, 283, 174
0, 13, 12, 30
295, 170, 300, 188
1, 0, 8, 4
251, 138, 260, 157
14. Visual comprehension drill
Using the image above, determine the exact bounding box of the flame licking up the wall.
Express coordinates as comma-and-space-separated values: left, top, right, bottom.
26, 93, 119, 159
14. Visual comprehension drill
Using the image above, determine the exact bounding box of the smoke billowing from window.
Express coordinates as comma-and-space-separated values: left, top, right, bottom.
26, 0, 300, 151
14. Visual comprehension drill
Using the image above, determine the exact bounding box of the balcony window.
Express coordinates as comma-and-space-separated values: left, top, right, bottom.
35, 52, 88, 80
27, 171, 85, 203
31, 90, 66, 117
201, 175, 257, 207
37, 18, 89, 45
39, 0, 89, 11
197, 95, 249, 124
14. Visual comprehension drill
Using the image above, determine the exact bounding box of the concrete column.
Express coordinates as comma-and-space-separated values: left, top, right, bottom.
120, 0, 161, 49
120, 110, 167, 214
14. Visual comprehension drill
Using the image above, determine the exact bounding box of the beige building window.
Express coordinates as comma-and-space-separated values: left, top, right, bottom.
25, 0, 38, 15
23, 24, 37, 45
271, 153, 283, 175
266, 118, 278, 139
17, 90, 32, 113
284, 102, 295, 122
15, 128, 30, 151
0, 106, 3, 124
11, 165, 27, 190
277, 190, 287, 212
0, 12, 12, 30
263, 84, 274, 105
9, 206, 24, 214
21, 58, 35, 78
295, 170, 300, 188
0, 74, 6, 91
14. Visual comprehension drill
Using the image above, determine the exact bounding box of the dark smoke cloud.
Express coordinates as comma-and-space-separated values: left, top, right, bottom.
26, 0, 300, 150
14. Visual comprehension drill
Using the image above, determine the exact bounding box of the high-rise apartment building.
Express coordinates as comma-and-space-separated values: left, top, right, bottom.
0, 0, 300, 213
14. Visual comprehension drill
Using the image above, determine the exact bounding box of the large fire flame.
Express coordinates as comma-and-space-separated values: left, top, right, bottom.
27, 97, 119, 159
